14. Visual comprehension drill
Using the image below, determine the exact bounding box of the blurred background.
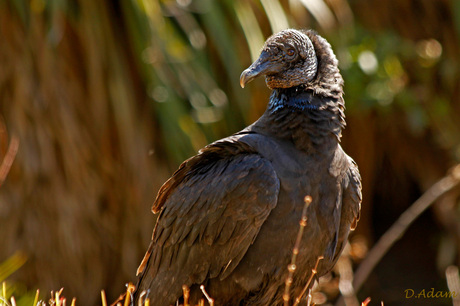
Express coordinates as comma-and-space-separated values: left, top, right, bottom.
1, 0, 460, 305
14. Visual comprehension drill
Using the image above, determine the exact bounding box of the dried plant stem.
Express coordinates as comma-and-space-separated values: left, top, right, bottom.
337, 252, 359, 306
2, 282, 6, 305
305, 292, 312, 306
101, 290, 107, 306
138, 291, 147, 306
124, 284, 135, 306
123, 291, 130, 306
360, 297, 371, 306
283, 195, 312, 306
33, 290, 40, 306
294, 256, 323, 306
183, 285, 190, 306
55, 288, 64, 306
200, 285, 214, 306
0, 135, 19, 187
337, 164, 460, 306
446, 265, 460, 306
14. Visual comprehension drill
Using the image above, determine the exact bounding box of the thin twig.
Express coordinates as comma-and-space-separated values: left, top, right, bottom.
293, 256, 323, 306
337, 164, 460, 306
101, 290, 107, 306
138, 291, 146, 306
337, 248, 359, 306
2, 282, 6, 306
55, 288, 64, 306
33, 289, 40, 306
283, 195, 312, 306
182, 285, 190, 306
200, 285, 214, 306
305, 292, 312, 306
0, 297, 10, 306
124, 283, 135, 306
446, 265, 460, 306
0, 135, 19, 187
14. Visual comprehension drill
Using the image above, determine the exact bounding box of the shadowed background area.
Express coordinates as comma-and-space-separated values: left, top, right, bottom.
0, 0, 460, 305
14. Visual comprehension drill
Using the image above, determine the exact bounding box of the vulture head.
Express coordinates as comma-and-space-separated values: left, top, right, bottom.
240, 29, 318, 89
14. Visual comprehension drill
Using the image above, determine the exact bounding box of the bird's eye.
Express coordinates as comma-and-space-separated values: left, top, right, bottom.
286, 48, 296, 57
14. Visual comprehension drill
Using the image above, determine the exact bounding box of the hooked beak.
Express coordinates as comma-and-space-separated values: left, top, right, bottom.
239, 53, 283, 88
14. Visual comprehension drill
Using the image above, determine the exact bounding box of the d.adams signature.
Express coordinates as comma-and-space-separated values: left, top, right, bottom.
405, 288, 457, 299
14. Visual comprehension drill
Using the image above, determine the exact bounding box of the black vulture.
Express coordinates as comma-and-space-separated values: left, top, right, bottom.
134, 29, 362, 305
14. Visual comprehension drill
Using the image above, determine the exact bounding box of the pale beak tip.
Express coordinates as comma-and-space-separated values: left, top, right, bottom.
239, 71, 248, 88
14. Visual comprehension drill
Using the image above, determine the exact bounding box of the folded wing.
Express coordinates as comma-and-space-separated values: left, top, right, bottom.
135, 141, 280, 305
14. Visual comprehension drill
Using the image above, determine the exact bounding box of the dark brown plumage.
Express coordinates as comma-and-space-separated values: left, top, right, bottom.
134, 29, 362, 305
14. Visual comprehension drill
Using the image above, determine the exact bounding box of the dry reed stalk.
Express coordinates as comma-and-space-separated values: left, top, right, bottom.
336, 250, 359, 306
1, 282, 5, 306
283, 195, 312, 306
336, 164, 460, 306
182, 285, 190, 306
305, 292, 312, 306
0, 4, 163, 304
123, 290, 129, 306
55, 288, 64, 306
137, 291, 146, 306
101, 290, 108, 306
360, 297, 371, 306
200, 285, 214, 306
33, 290, 40, 306
293, 256, 323, 306
352, 164, 460, 293
124, 283, 135, 306
0, 134, 18, 187
446, 265, 460, 306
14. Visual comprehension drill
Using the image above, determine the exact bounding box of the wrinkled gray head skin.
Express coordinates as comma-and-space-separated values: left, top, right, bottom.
240, 29, 318, 89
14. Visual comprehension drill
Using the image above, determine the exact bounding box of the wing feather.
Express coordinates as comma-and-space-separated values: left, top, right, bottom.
135, 142, 280, 305
326, 147, 362, 261
346, 158, 362, 230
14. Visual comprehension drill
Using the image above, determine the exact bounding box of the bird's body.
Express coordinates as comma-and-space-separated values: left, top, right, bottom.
134, 29, 361, 305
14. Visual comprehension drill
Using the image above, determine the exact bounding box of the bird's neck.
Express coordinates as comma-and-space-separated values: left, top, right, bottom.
268, 86, 319, 112
256, 86, 345, 153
